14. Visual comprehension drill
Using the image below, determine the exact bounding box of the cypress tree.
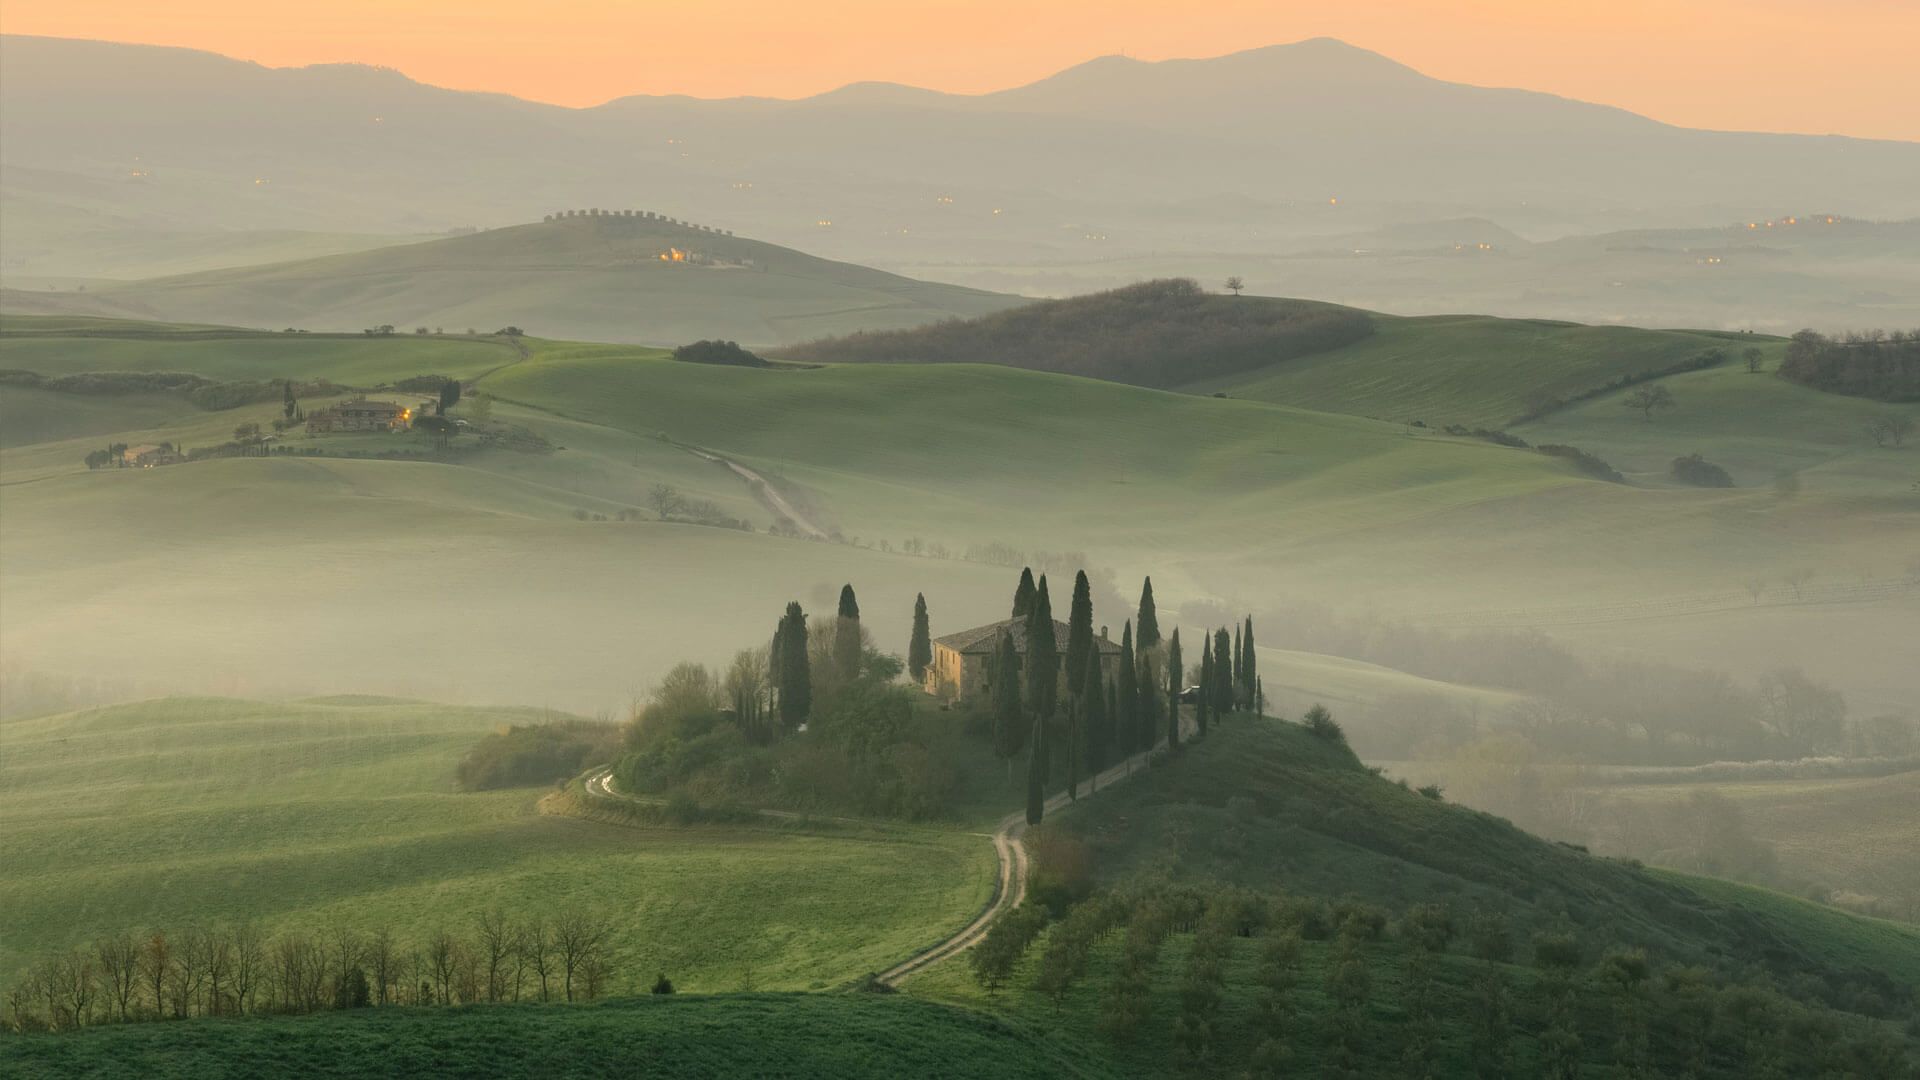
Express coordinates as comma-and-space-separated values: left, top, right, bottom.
1066, 698, 1079, 802
777, 602, 811, 729
1197, 639, 1213, 738
768, 621, 784, 718
1136, 577, 1161, 650
282, 379, 298, 421
1243, 617, 1257, 707
1083, 652, 1109, 780
1065, 570, 1094, 701
907, 593, 932, 685
1102, 671, 1118, 779
1011, 567, 1038, 620
1025, 712, 1046, 826
834, 584, 862, 683
1165, 628, 1183, 750
1025, 576, 1058, 721
1232, 623, 1243, 695
1213, 628, 1234, 715
1115, 621, 1138, 759
991, 631, 1025, 781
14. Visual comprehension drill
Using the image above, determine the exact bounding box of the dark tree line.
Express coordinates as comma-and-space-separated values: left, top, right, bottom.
4, 907, 622, 1033
1780, 329, 1920, 401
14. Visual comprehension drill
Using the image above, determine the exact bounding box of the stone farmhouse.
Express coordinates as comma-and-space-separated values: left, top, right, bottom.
923, 617, 1123, 704
121, 443, 182, 468
306, 398, 428, 434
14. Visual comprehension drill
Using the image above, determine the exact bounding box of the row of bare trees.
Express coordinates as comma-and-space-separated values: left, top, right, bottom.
4, 906, 619, 1033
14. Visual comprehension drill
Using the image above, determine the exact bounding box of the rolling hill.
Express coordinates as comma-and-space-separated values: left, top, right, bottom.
6, 316, 1915, 716
787, 280, 1762, 425
58, 215, 1018, 345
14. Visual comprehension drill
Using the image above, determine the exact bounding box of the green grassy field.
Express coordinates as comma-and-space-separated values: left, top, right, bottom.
0, 697, 995, 991
77, 216, 1019, 346
0, 993, 1113, 1080
1514, 361, 1920, 493
0, 315, 522, 384
1191, 313, 1759, 428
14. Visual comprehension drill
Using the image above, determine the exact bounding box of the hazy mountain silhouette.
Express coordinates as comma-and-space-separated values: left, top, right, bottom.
5, 33, 1917, 284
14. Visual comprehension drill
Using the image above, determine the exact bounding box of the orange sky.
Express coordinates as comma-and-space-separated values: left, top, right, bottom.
5, 0, 1917, 140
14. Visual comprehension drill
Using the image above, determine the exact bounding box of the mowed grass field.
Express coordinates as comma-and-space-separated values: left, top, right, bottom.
1188, 313, 1757, 428
0, 993, 1113, 1080
0, 697, 996, 991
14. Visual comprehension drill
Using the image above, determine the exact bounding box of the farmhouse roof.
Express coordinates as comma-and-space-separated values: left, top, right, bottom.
935, 617, 1123, 656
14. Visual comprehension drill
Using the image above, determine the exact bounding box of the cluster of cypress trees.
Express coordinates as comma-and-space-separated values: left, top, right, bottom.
985, 567, 1269, 824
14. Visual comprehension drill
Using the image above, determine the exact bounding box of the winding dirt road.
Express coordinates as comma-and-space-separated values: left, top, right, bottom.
579, 746, 1164, 988
676, 444, 828, 540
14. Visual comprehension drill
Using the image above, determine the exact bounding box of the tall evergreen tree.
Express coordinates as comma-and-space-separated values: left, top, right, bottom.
777, 602, 811, 729
1065, 570, 1094, 701
834, 584, 863, 683
1197, 639, 1213, 738
1232, 623, 1243, 694
1011, 567, 1038, 620
1025, 577, 1058, 720
768, 621, 785, 718
1084, 654, 1108, 790
1136, 577, 1161, 650
1025, 712, 1046, 826
1243, 617, 1258, 707
907, 593, 932, 685
1104, 674, 1118, 775
282, 379, 298, 421
1065, 698, 1079, 802
990, 631, 1025, 781
1165, 628, 1183, 750
1115, 621, 1139, 759
1213, 628, 1234, 715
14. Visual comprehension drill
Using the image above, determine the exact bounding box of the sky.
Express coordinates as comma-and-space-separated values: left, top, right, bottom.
5, 0, 1917, 141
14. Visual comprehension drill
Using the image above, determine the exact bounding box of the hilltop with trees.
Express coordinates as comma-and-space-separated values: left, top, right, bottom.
781, 279, 1374, 388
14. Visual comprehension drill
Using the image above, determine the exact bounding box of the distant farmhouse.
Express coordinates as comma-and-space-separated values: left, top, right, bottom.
306, 398, 428, 434
121, 443, 182, 468
924, 617, 1122, 704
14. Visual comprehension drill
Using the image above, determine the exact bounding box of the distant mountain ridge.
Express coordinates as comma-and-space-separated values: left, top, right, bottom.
6, 32, 1916, 281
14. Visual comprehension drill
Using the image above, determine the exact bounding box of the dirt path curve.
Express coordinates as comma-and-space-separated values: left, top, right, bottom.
580, 726, 1183, 988
675, 443, 829, 540
873, 745, 1163, 987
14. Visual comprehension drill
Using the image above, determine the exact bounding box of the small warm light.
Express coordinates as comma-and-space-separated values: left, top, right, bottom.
1747, 222, 1758, 229
936, 195, 954, 205
991, 208, 1003, 215
1328, 197, 1339, 206
253, 178, 270, 185
815, 219, 833, 227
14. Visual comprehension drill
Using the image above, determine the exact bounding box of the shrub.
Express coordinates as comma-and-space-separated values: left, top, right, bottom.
1027, 827, 1096, 914
1671, 452, 1735, 487
1536, 443, 1626, 482
673, 339, 768, 367
1303, 704, 1344, 742
455, 719, 623, 791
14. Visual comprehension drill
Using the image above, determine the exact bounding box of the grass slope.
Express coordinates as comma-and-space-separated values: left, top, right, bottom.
85, 216, 1019, 346
0, 993, 1113, 1080
1514, 361, 1920, 494
0, 314, 521, 384
1045, 716, 1920, 990
0, 697, 994, 989
1193, 313, 1755, 428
